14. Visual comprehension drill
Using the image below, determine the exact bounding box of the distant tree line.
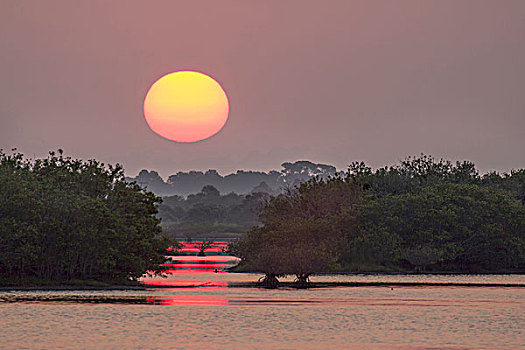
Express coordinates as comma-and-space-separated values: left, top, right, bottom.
126, 161, 340, 196
158, 185, 269, 239
0, 150, 169, 284
231, 155, 525, 287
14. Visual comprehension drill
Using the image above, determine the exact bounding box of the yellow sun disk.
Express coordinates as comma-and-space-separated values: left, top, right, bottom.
143, 71, 229, 142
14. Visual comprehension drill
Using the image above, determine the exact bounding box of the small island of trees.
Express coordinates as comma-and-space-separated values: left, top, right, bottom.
0, 150, 170, 286
230, 155, 525, 287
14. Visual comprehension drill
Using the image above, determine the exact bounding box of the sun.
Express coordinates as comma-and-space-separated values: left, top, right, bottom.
143, 71, 229, 143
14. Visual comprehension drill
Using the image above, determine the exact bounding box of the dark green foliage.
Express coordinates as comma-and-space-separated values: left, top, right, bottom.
353, 184, 525, 271
159, 187, 269, 238
0, 150, 170, 283
232, 177, 362, 287
127, 160, 340, 197
232, 155, 525, 284
481, 169, 525, 204
347, 154, 480, 197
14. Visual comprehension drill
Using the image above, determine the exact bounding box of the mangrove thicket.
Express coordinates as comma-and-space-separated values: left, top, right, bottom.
0, 150, 169, 285
231, 155, 525, 287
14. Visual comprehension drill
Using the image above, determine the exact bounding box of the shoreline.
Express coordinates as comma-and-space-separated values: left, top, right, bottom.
225, 281, 525, 289
228, 269, 525, 275
0, 285, 147, 291
2, 281, 523, 292
1, 271, 523, 291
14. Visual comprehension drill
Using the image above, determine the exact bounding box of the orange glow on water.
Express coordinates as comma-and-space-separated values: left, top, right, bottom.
143, 71, 229, 143
144, 280, 228, 288
171, 248, 225, 253
146, 295, 228, 306
161, 269, 226, 274
160, 264, 229, 268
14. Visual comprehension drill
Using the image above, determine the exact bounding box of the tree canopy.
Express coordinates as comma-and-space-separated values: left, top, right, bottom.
352, 183, 525, 272
231, 155, 525, 287
232, 177, 362, 287
158, 185, 270, 239
0, 150, 169, 284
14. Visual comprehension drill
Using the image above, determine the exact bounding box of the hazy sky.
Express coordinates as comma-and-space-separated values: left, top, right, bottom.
1, 1, 524, 177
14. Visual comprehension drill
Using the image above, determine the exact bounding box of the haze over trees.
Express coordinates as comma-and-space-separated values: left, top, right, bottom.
133, 161, 342, 239
135, 161, 341, 239
0, 150, 169, 285
2, 149, 523, 288
231, 155, 525, 287
126, 161, 340, 197
159, 186, 269, 239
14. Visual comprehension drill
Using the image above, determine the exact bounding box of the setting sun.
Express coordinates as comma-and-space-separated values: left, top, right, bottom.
143, 71, 229, 142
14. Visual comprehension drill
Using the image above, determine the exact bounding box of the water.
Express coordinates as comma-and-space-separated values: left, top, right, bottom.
1, 244, 524, 349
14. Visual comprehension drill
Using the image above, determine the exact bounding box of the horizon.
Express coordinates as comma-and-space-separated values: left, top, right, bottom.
1, 1, 524, 178
128, 154, 523, 181
4, 148, 521, 180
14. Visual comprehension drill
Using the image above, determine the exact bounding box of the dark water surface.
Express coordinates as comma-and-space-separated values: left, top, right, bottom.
1, 254, 523, 349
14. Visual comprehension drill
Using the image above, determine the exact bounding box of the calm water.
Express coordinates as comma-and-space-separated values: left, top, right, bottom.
1, 244, 524, 349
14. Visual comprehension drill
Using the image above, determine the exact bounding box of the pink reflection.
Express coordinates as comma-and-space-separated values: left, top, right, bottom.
176, 258, 238, 263
146, 269, 227, 274
162, 269, 226, 273
160, 263, 233, 268
169, 256, 239, 262
143, 280, 228, 288
146, 296, 228, 306
173, 248, 225, 253
167, 241, 229, 254
153, 287, 228, 292
160, 260, 231, 267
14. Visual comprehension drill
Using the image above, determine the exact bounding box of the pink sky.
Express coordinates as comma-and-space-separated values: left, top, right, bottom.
1, 1, 524, 177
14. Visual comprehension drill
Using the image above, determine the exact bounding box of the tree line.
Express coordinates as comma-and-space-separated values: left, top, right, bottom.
158, 185, 269, 239
231, 155, 525, 287
127, 160, 339, 196
0, 150, 169, 285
